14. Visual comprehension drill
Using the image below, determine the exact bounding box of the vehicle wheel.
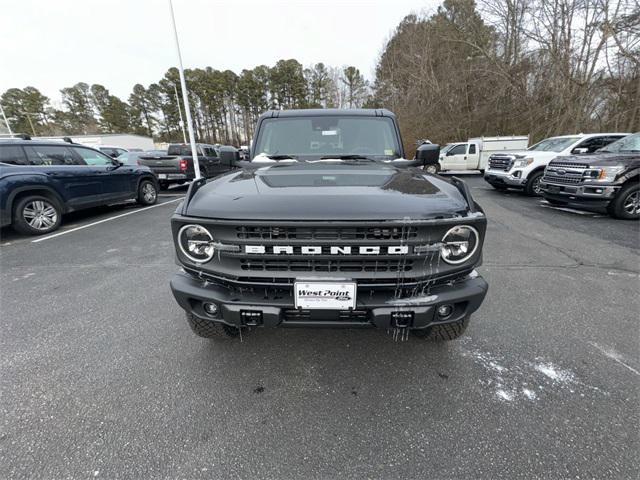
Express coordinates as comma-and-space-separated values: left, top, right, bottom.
137, 179, 158, 206
524, 171, 543, 196
609, 183, 640, 220
184, 312, 250, 339
12, 195, 62, 235
159, 181, 169, 190
424, 164, 440, 174
412, 317, 469, 341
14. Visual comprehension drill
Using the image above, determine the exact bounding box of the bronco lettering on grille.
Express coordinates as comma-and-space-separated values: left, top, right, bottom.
245, 245, 410, 255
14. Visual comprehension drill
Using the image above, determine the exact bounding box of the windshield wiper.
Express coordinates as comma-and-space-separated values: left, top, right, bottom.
266, 154, 298, 160
320, 154, 375, 161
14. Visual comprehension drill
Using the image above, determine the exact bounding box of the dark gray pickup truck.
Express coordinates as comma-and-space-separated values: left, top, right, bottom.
169, 109, 488, 343
139, 143, 236, 189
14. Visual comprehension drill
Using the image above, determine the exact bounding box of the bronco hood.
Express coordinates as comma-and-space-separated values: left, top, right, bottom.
184, 163, 473, 221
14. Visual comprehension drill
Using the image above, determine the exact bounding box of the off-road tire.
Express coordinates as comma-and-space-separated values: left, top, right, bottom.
412, 317, 469, 341
12, 195, 62, 235
185, 312, 250, 339
137, 179, 158, 206
424, 164, 440, 174
609, 183, 640, 220
524, 171, 543, 196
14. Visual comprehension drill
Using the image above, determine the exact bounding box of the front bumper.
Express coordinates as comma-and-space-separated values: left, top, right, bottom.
540, 181, 618, 208
484, 170, 527, 188
170, 270, 488, 330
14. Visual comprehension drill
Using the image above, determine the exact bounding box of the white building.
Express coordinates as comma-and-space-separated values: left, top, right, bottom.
38, 133, 155, 150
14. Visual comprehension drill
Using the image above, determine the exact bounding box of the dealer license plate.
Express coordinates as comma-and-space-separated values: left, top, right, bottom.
294, 282, 357, 310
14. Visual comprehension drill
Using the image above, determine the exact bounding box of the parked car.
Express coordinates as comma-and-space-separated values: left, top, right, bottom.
169, 108, 488, 342
0, 139, 158, 235
540, 133, 640, 219
484, 133, 629, 195
434, 135, 529, 174
138, 143, 237, 189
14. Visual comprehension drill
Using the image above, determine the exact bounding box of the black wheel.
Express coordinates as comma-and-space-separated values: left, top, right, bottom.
12, 195, 62, 235
412, 317, 469, 341
423, 164, 440, 174
524, 171, 543, 196
159, 181, 169, 190
137, 179, 158, 206
609, 183, 640, 220
184, 313, 250, 339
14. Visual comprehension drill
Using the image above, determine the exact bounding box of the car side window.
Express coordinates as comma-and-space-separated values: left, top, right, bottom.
0, 145, 29, 165
469, 144, 476, 154
574, 137, 605, 153
73, 147, 114, 166
24, 145, 82, 165
449, 145, 466, 155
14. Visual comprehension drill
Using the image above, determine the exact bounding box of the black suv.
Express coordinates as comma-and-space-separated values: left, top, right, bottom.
0, 137, 159, 235
540, 133, 640, 219
169, 109, 488, 342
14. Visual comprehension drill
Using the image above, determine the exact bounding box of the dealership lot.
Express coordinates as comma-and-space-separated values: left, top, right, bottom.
1, 175, 638, 478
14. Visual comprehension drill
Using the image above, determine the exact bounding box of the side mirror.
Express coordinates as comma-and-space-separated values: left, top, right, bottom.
416, 143, 440, 166
572, 147, 589, 154
219, 146, 240, 166
111, 158, 123, 166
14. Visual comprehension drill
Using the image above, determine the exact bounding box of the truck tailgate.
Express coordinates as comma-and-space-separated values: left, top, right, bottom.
138, 156, 193, 175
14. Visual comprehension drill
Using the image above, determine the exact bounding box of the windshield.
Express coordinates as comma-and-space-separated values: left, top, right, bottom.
599, 133, 640, 153
253, 116, 401, 160
528, 136, 580, 152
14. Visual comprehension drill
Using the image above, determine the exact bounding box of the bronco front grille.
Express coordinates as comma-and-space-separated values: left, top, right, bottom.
236, 225, 418, 240
240, 258, 414, 273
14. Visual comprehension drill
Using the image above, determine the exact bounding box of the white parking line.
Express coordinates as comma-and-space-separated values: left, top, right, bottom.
32, 198, 183, 243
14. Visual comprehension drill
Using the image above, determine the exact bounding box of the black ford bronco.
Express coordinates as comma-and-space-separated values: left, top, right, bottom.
170, 109, 488, 341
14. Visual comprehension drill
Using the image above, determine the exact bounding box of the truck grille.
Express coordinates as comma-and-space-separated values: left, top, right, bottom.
237, 225, 418, 240
240, 258, 414, 273
543, 163, 587, 185
488, 155, 515, 171
176, 219, 484, 288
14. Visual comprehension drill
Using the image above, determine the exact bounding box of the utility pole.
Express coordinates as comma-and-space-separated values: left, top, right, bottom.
0, 103, 13, 135
174, 84, 188, 144
168, 0, 200, 179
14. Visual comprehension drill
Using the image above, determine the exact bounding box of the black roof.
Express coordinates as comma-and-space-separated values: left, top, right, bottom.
259, 108, 396, 120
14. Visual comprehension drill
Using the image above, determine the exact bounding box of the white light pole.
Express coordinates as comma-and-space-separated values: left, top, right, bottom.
174, 84, 188, 144
0, 103, 12, 136
168, 0, 200, 179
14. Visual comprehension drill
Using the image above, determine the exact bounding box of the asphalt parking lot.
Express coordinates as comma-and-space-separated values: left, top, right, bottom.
1, 175, 638, 479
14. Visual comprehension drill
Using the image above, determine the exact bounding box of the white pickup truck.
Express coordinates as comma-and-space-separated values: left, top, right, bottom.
430, 136, 529, 174
484, 133, 629, 196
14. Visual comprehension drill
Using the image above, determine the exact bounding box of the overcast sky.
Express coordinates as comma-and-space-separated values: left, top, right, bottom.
1, 0, 438, 105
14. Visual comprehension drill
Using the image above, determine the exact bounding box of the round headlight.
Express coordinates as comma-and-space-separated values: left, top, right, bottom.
178, 224, 215, 263
440, 225, 479, 264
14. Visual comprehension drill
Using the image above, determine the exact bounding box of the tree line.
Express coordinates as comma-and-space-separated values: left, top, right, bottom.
372, 0, 639, 154
2, 0, 638, 154
0, 61, 369, 146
